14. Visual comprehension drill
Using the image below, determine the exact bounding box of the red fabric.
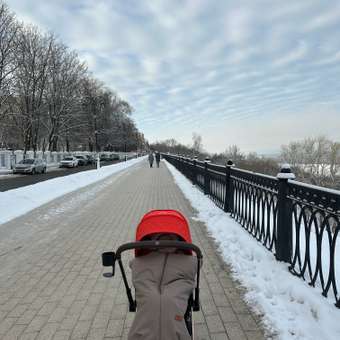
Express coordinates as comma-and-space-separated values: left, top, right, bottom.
135, 210, 192, 257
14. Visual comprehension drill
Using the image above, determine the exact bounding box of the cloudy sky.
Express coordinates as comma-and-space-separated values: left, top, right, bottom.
8, 0, 340, 154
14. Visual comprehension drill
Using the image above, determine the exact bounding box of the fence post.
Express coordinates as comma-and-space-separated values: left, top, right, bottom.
204, 157, 210, 195
184, 157, 189, 178
192, 156, 197, 185
276, 164, 295, 262
224, 160, 234, 213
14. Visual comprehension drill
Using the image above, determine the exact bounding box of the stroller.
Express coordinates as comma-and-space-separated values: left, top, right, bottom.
102, 210, 203, 340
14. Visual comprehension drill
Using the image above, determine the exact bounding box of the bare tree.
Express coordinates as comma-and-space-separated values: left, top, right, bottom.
12, 25, 53, 154
43, 41, 86, 151
192, 132, 203, 156
281, 141, 302, 169
74, 78, 140, 152
0, 2, 19, 147
329, 142, 340, 183
0, 3, 18, 118
165, 139, 177, 149
224, 145, 244, 164
281, 136, 340, 188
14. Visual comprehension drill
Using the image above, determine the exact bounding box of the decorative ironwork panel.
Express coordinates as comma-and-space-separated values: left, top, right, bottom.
231, 168, 278, 192
288, 181, 340, 307
208, 169, 226, 209
230, 175, 278, 251
196, 164, 205, 192
288, 181, 340, 213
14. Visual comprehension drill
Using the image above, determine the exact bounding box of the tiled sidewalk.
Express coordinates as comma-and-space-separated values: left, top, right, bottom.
0, 161, 268, 339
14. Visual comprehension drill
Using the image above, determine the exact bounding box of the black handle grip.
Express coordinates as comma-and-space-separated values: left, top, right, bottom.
115, 241, 203, 260
102, 252, 116, 276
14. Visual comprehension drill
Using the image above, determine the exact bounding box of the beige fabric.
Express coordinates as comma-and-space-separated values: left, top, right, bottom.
128, 252, 197, 340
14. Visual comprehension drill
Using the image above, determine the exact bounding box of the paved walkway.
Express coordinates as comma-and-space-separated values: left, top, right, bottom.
0, 160, 268, 340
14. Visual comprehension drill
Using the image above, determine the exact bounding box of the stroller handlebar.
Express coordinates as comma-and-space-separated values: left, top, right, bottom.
102, 240, 203, 312
115, 240, 203, 259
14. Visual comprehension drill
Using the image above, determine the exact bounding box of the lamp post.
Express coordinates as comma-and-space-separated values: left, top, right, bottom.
93, 100, 100, 168
94, 113, 99, 153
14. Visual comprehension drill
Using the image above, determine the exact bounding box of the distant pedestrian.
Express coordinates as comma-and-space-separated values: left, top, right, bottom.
155, 152, 161, 168
148, 152, 154, 168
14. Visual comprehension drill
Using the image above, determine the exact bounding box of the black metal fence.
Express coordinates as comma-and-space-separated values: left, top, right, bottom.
163, 154, 340, 308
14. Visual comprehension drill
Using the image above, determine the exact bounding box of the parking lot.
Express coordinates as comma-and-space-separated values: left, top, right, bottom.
0, 160, 121, 192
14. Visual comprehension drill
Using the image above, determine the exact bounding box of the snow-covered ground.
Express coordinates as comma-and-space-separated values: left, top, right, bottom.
0, 157, 145, 225
165, 160, 340, 340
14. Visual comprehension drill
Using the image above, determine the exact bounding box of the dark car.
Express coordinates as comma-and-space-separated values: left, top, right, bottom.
100, 154, 110, 162
85, 155, 96, 165
13, 158, 47, 175
74, 155, 87, 166
110, 153, 120, 161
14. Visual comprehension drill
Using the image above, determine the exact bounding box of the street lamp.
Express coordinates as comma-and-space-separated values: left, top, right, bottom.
93, 113, 99, 153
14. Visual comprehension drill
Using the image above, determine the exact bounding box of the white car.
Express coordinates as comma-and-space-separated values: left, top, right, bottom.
59, 156, 79, 168
13, 158, 47, 174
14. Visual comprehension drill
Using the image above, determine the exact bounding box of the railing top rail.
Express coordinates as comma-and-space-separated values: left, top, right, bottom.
230, 166, 277, 181
288, 180, 340, 214
230, 167, 278, 191
289, 180, 340, 196
207, 163, 226, 174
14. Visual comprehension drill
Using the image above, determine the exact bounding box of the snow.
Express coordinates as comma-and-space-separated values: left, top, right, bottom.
165, 160, 340, 340
277, 172, 296, 179
289, 179, 340, 196
0, 157, 145, 225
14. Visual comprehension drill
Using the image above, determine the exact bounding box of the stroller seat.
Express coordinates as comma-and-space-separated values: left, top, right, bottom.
129, 252, 197, 340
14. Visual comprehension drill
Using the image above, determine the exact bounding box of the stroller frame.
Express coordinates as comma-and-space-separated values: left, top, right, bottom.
102, 240, 203, 339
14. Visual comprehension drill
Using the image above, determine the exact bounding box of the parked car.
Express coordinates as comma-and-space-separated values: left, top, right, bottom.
59, 156, 78, 168
100, 154, 110, 162
74, 155, 87, 166
85, 155, 96, 165
13, 158, 47, 175
110, 153, 120, 160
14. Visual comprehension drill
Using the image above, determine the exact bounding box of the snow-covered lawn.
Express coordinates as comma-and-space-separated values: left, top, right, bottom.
165, 160, 340, 340
0, 157, 145, 225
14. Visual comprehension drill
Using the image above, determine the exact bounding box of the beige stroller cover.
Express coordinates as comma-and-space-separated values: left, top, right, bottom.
128, 251, 197, 340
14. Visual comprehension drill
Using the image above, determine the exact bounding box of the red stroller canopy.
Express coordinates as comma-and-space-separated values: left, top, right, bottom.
135, 210, 192, 257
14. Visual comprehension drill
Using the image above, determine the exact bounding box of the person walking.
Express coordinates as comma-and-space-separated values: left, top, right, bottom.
148, 152, 154, 168
155, 152, 161, 168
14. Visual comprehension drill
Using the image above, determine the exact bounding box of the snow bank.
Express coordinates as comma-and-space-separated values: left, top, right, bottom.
165, 160, 340, 340
0, 157, 145, 225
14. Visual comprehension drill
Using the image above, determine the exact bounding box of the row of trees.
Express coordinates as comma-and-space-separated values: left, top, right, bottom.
151, 134, 278, 176
281, 136, 340, 188
151, 133, 205, 157
152, 135, 340, 190
211, 137, 340, 189
0, 2, 146, 153
211, 145, 280, 177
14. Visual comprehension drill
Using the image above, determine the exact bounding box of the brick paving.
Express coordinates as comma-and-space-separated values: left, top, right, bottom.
0, 160, 269, 339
